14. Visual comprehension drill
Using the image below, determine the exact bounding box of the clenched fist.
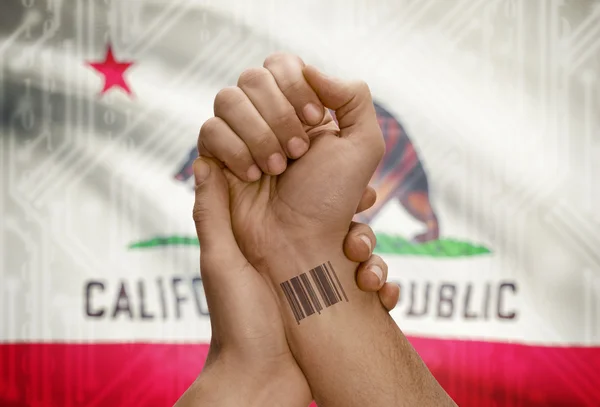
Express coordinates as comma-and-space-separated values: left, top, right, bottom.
198, 54, 385, 278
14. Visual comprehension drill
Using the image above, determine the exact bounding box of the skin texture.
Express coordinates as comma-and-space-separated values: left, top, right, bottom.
174, 62, 399, 407
191, 52, 456, 407
200, 56, 387, 271
175, 196, 397, 407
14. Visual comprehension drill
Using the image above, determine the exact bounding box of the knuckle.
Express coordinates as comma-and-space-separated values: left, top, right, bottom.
214, 86, 244, 113
197, 138, 208, 155
263, 51, 297, 68
353, 79, 372, 97
278, 77, 305, 96
253, 132, 276, 150
237, 67, 271, 88
270, 108, 297, 130
229, 143, 251, 163
198, 118, 221, 151
199, 117, 221, 139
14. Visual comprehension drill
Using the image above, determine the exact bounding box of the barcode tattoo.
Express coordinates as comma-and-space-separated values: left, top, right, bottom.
280, 262, 349, 324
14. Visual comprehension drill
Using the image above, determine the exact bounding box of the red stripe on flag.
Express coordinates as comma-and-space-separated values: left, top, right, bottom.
0, 337, 599, 406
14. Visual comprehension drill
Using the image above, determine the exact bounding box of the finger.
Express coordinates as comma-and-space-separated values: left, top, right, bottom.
344, 222, 376, 263
192, 157, 250, 276
263, 52, 325, 126
237, 67, 310, 159
356, 185, 377, 214
214, 86, 287, 175
356, 254, 387, 292
302, 65, 385, 167
198, 117, 262, 182
378, 282, 400, 312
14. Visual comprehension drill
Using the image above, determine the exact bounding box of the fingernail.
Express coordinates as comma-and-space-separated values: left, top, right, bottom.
193, 158, 211, 185
359, 234, 372, 253
302, 103, 322, 125
246, 164, 262, 181
369, 265, 383, 284
267, 153, 286, 174
287, 137, 308, 158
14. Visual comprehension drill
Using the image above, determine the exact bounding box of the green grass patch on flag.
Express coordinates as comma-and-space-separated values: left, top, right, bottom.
128, 236, 199, 249
374, 233, 491, 258
128, 233, 491, 258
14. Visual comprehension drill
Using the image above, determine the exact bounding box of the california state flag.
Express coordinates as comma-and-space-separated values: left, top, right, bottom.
1, 1, 599, 406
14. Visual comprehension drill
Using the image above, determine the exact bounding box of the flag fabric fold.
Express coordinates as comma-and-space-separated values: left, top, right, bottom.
1, 1, 599, 406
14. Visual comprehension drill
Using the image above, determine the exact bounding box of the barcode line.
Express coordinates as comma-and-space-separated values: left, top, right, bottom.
317, 264, 339, 306
281, 281, 303, 324
291, 276, 315, 317
301, 273, 322, 314
323, 263, 342, 304
310, 267, 330, 307
281, 262, 348, 324
328, 261, 348, 302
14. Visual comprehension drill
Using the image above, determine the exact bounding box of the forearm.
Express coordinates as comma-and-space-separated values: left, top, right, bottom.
259, 242, 456, 407
173, 360, 309, 407
174, 365, 264, 407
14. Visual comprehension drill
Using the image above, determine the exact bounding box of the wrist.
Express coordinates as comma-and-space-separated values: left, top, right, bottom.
254, 230, 348, 276
255, 236, 379, 324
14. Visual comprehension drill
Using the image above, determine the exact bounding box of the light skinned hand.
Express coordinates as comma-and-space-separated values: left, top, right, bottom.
174, 162, 398, 407
199, 53, 384, 277
192, 52, 454, 407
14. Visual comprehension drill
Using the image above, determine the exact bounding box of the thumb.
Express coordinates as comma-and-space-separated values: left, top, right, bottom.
303, 65, 384, 152
192, 157, 247, 272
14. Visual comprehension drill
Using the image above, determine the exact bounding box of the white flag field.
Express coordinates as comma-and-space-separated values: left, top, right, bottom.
1, 1, 599, 406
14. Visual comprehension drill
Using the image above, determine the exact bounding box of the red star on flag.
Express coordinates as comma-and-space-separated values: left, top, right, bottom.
87, 44, 134, 96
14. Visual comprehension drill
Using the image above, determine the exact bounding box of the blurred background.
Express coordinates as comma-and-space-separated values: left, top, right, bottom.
1, 0, 599, 406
